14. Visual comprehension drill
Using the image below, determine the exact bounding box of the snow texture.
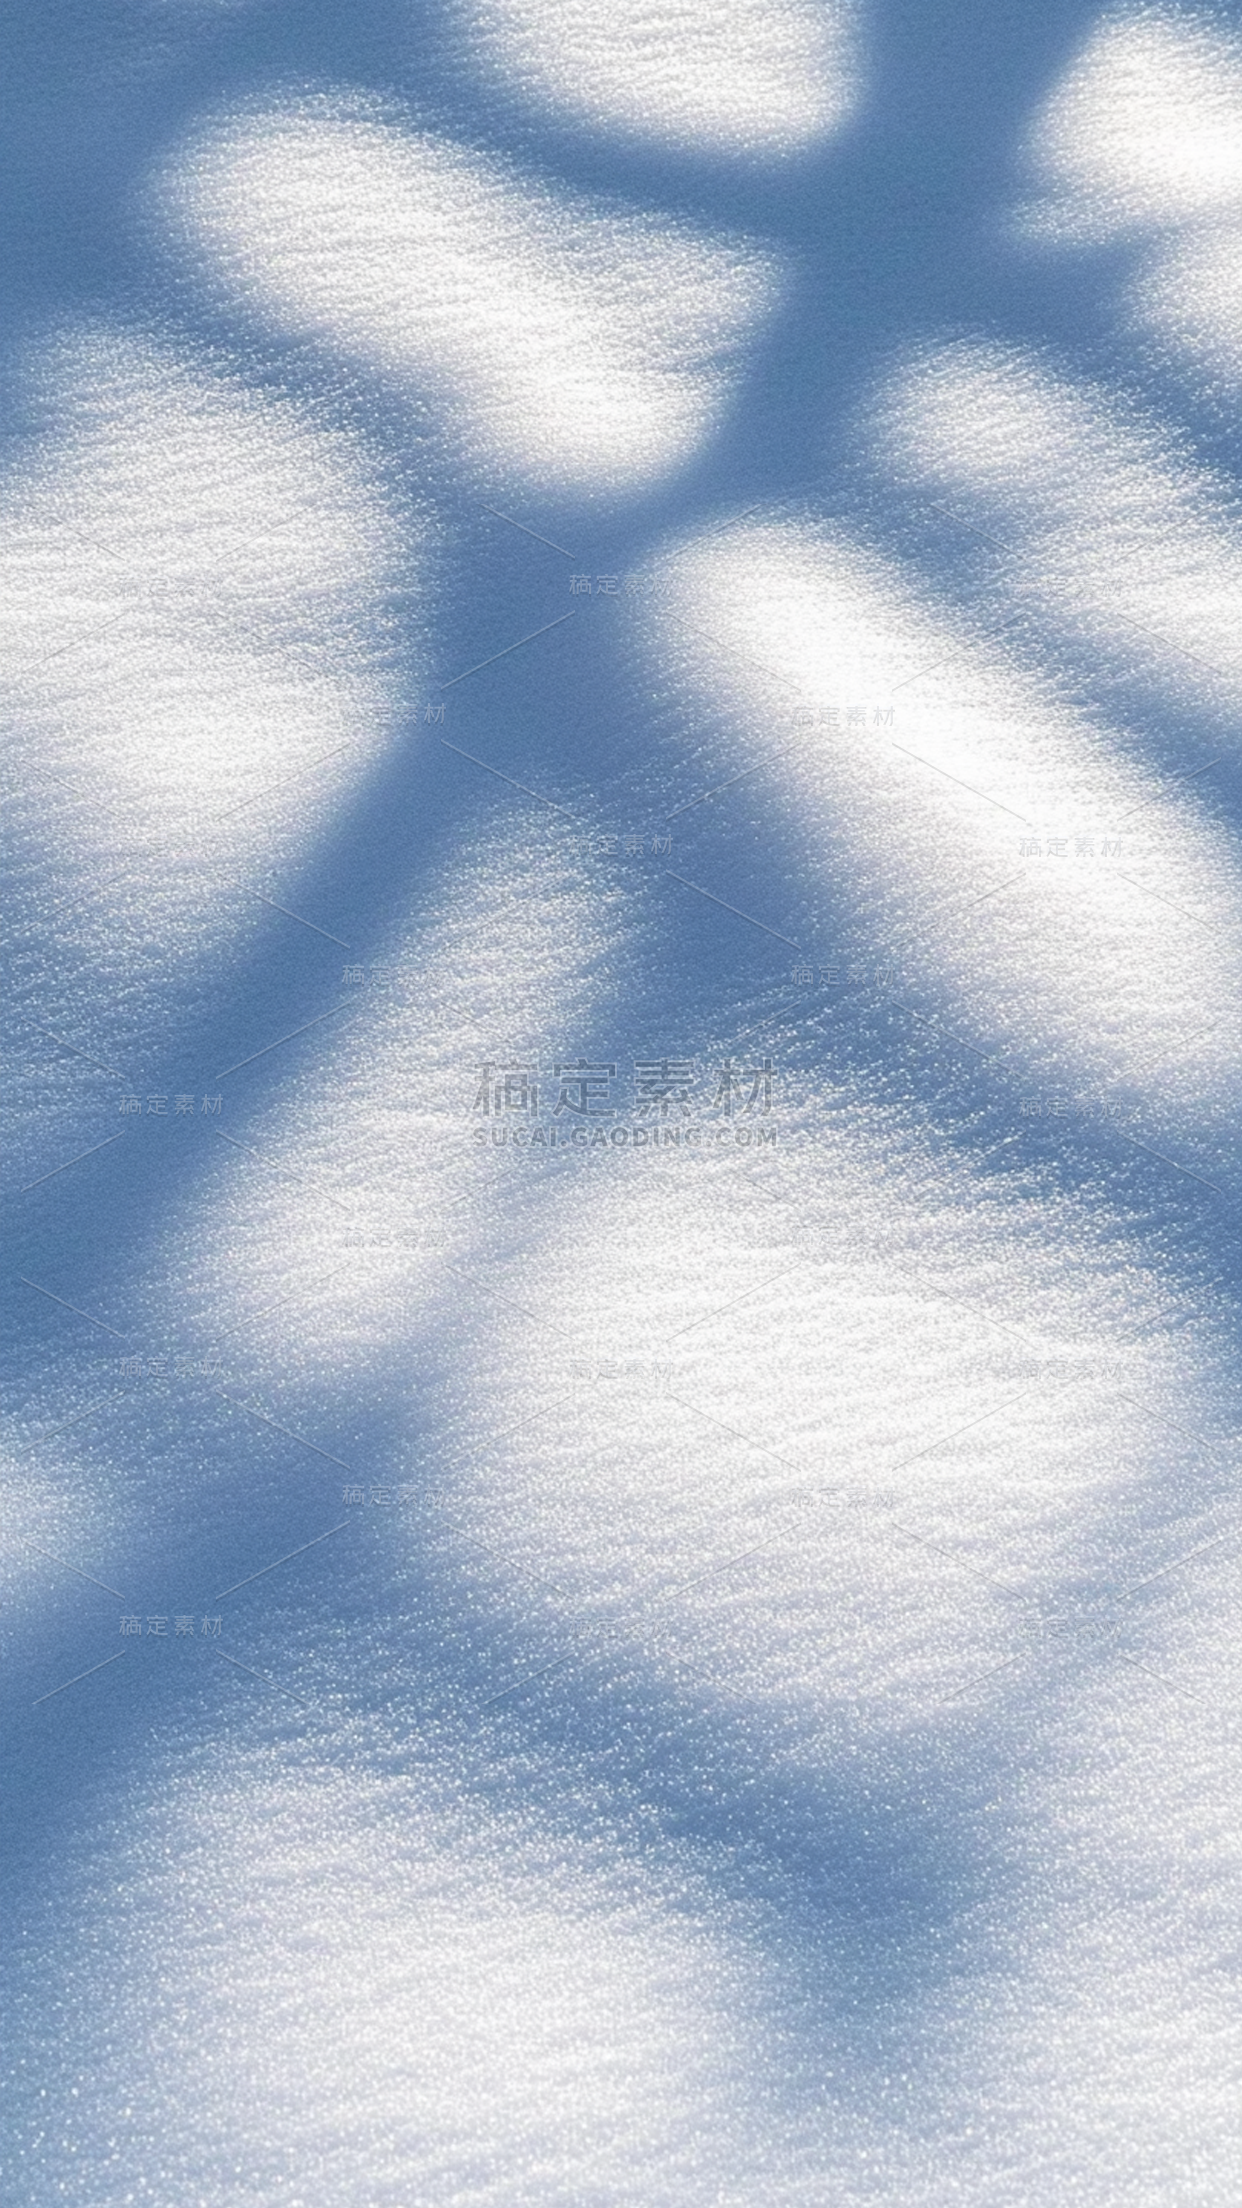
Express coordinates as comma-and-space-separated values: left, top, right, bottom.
3, 3, 1242, 2205
449, 0, 862, 159
1015, 6, 1242, 392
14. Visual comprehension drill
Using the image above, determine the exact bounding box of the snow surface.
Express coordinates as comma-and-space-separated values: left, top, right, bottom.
447, 0, 862, 160
4, 3, 1242, 2205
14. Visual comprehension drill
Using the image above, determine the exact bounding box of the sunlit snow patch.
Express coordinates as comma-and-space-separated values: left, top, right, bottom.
1014, 7, 1242, 391
1017, 7, 1242, 241
875, 337, 1242, 714
449, 0, 862, 160
1, 323, 415, 1032
20, 1746, 793, 2208
156, 97, 783, 498
633, 508, 1242, 1119
444, 1078, 1235, 1757
147, 809, 630, 1390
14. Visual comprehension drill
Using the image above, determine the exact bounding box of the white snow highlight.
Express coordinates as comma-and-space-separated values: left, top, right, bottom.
446, 1080, 1235, 1758
449, 0, 862, 160
153, 811, 630, 1380
875, 337, 1242, 715
634, 507, 1242, 1118
1015, 8, 1242, 391
156, 98, 783, 496
0, 323, 415, 1047
1018, 8, 1242, 240
19, 1749, 785, 2208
